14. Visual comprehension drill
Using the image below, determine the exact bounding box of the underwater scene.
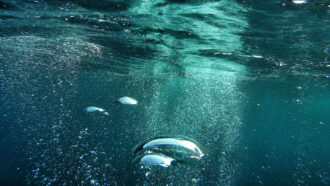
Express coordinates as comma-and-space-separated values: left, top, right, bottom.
0, 0, 329, 185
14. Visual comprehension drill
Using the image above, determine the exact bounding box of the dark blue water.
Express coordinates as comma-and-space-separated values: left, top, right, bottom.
0, 0, 329, 185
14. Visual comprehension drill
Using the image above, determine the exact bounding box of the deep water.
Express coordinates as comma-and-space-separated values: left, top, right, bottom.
0, 0, 329, 185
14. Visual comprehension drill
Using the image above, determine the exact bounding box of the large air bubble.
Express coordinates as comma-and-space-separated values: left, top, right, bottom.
132, 136, 204, 167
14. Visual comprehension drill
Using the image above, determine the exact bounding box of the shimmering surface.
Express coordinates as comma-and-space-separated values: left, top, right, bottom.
0, 0, 329, 185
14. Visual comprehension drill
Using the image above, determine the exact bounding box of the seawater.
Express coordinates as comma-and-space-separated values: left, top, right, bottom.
0, 0, 329, 185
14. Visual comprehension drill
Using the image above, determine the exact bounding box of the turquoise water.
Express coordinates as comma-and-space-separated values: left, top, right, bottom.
0, 0, 329, 185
